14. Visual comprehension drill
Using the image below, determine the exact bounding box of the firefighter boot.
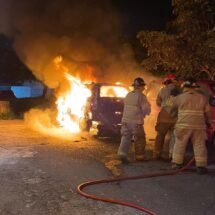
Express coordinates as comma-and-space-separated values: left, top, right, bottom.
172, 163, 183, 170
160, 152, 171, 161
134, 138, 146, 161
118, 155, 130, 164
152, 152, 160, 160
196, 167, 208, 175
133, 125, 146, 161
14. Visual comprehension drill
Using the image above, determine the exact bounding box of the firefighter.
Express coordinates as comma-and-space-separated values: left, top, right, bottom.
117, 77, 151, 163
156, 74, 178, 107
171, 78, 211, 174
153, 88, 179, 160
153, 74, 180, 160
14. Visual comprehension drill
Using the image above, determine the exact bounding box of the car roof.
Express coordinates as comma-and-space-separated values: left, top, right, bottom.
88, 82, 128, 88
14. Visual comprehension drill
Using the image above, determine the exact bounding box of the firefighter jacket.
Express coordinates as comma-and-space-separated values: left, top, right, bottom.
171, 89, 211, 129
122, 90, 151, 124
156, 83, 176, 108
156, 96, 177, 124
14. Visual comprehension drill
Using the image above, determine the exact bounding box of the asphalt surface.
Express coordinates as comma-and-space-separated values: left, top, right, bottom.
0, 120, 214, 215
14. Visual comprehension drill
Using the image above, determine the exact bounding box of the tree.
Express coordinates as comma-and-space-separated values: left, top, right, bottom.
0, 34, 35, 84
137, 0, 215, 79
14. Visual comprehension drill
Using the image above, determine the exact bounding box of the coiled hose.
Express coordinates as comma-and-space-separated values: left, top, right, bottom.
77, 157, 195, 215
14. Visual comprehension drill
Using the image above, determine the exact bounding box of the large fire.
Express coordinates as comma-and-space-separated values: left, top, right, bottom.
52, 56, 128, 134
55, 76, 129, 133
24, 55, 158, 140
56, 73, 92, 133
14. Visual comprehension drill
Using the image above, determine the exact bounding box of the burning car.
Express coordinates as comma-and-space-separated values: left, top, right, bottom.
83, 83, 128, 136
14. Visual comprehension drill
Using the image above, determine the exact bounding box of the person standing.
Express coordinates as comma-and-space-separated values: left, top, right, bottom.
118, 77, 151, 162
156, 74, 178, 108
153, 74, 179, 160
171, 78, 211, 174
153, 88, 179, 160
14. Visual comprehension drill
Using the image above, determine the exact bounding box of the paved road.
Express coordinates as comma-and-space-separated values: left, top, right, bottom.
0, 120, 214, 215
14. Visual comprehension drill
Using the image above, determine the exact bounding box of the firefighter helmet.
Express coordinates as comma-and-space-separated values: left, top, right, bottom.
182, 77, 200, 88
163, 74, 177, 85
132, 77, 146, 87
166, 74, 176, 80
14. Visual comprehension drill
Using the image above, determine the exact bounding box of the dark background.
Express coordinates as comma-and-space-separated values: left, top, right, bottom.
112, 0, 172, 36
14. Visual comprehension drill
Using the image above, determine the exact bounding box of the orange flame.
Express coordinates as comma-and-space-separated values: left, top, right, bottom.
56, 73, 91, 133
52, 55, 95, 133
100, 85, 128, 98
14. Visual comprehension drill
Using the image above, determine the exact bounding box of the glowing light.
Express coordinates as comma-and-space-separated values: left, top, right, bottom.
56, 73, 91, 133
111, 86, 128, 97
100, 86, 128, 98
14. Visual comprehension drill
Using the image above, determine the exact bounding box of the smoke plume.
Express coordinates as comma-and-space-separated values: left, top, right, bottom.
0, 0, 160, 139
0, 0, 144, 87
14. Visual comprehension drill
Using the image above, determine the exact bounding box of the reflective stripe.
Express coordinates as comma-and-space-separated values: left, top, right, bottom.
196, 161, 207, 167
176, 109, 205, 129
178, 110, 204, 116
172, 154, 184, 164
195, 157, 207, 161
135, 155, 145, 159
175, 124, 206, 129
165, 99, 174, 106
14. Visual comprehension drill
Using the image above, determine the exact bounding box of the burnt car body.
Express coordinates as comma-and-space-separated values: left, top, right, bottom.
84, 83, 128, 136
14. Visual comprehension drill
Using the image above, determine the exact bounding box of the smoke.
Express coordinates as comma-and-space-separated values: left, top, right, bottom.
0, 0, 145, 87
0, 0, 161, 139
24, 108, 86, 139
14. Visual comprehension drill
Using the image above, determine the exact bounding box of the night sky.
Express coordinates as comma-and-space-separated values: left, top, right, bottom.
112, 0, 172, 36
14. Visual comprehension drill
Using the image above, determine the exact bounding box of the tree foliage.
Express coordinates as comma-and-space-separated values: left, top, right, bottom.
137, 0, 215, 79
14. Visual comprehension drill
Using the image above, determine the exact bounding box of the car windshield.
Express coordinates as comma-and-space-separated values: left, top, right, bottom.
100, 86, 128, 98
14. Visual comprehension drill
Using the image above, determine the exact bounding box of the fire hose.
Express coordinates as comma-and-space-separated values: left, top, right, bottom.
77, 157, 195, 215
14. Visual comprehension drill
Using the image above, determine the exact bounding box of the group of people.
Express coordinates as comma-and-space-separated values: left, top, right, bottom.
117, 75, 211, 174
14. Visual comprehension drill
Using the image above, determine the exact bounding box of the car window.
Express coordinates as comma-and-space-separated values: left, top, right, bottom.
100, 86, 128, 98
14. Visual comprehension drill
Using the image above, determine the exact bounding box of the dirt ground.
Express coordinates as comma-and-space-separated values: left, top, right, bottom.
0, 120, 215, 215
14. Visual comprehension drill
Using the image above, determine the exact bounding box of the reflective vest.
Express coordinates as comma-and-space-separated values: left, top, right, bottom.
172, 90, 211, 129
156, 83, 176, 108
122, 90, 151, 124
